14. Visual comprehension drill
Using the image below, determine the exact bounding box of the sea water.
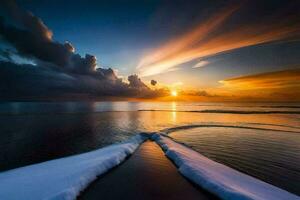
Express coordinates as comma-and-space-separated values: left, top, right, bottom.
0, 101, 299, 195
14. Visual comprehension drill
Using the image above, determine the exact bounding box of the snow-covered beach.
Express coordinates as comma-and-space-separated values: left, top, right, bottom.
0, 132, 299, 200
0, 134, 147, 200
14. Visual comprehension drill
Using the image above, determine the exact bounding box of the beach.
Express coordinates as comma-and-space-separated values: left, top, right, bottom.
79, 140, 215, 200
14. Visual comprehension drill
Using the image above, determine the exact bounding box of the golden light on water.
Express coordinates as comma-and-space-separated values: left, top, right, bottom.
171, 102, 177, 122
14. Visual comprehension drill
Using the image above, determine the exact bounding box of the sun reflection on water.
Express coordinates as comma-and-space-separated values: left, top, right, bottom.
171, 102, 177, 122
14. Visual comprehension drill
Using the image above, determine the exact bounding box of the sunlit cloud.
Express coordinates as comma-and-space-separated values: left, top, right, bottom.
136, 5, 239, 76
137, 5, 300, 77
216, 68, 300, 101
220, 68, 300, 90
171, 81, 183, 87
192, 60, 210, 68
166, 67, 181, 73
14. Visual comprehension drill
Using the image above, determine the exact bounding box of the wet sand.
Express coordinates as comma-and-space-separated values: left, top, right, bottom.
79, 140, 216, 200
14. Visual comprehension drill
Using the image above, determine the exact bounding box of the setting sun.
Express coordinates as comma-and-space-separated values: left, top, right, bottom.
171, 90, 178, 97
0, 1, 299, 199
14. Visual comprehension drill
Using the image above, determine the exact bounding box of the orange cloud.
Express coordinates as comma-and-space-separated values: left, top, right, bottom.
137, 5, 300, 77
137, 5, 240, 76
220, 68, 300, 90
216, 68, 300, 101
165, 69, 300, 102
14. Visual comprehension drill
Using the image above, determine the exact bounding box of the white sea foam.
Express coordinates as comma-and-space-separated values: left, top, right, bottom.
152, 133, 300, 200
0, 134, 146, 200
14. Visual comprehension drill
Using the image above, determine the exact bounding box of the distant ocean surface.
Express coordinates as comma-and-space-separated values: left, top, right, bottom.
0, 101, 299, 195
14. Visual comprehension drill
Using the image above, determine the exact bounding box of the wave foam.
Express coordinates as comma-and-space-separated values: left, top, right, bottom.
0, 134, 147, 200
152, 134, 300, 200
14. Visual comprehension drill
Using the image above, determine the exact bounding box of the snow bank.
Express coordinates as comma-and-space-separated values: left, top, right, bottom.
152, 133, 300, 200
0, 134, 147, 200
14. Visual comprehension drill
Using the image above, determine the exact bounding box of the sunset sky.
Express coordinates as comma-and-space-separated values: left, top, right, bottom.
0, 0, 300, 101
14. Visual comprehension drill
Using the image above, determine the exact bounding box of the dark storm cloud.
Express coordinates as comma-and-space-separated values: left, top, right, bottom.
0, 0, 164, 100
1, 0, 52, 41
0, 61, 75, 98
128, 75, 148, 89
0, 49, 12, 61
151, 80, 157, 86
0, 60, 167, 100
0, 12, 96, 74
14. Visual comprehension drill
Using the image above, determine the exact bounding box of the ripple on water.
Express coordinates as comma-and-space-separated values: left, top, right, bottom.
169, 126, 300, 196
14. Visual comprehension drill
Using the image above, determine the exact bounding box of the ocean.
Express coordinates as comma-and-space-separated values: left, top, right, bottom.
0, 101, 299, 195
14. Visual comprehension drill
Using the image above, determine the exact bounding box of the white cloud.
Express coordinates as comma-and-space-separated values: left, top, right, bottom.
192, 60, 210, 68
